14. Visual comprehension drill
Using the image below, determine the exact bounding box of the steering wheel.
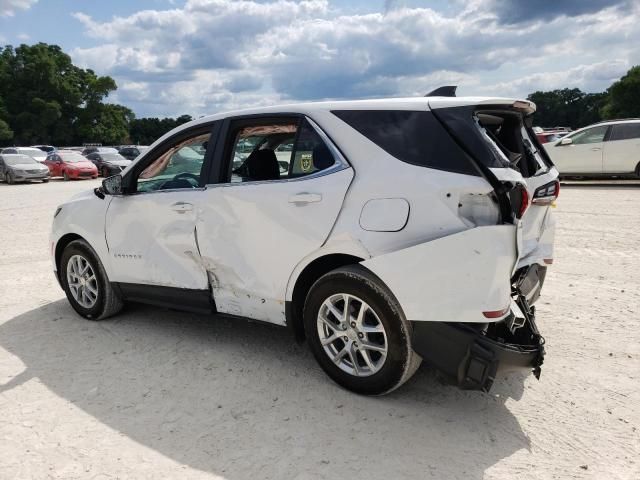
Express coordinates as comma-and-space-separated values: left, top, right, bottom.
174, 172, 200, 187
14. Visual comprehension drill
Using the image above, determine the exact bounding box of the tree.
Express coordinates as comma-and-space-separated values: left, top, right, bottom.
0, 96, 12, 142
129, 115, 193, 145
527, 88, 606, 129
601, 66, 640, 119
0, 43, 130, 145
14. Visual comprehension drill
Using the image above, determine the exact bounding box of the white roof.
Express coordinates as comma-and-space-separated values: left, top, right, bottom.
157, 95, 531, 147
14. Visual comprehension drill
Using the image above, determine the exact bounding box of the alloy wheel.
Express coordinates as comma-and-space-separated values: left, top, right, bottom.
66, 254, 99, 308
316, 293, 388, 377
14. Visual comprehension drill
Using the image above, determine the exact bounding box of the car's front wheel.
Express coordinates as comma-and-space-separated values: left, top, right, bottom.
6, 172, 15, 184
102, 167, 109, 177
60, 239, 123, 320
304, 265, 421, 395
63, 171, 70, 181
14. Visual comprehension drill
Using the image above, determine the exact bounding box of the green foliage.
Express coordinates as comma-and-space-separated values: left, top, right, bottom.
527, 88, 607, 129
129, 115, 193, 145
0, 43, 125, 146
601, 66, 640, 119
0, 96, 12, 141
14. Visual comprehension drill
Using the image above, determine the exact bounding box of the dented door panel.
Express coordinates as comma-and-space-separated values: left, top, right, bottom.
105, 191, 208, 289
197, 168, 354, 325
362, 225, 517, 323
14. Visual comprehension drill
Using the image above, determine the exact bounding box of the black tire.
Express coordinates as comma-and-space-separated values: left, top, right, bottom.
635, 162, 640, 178
102, 167, 109, 178
63, 171, 70, 181
303, 265, 421, 395
60, 239, 123, 320
42, 178, 49, 183
6, 172, 15, 185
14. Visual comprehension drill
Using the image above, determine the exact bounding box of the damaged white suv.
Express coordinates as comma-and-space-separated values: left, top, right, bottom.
51, 89, 559, 395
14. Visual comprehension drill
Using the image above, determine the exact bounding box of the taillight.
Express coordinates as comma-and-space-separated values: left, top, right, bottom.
519, 186, 529, 217
532, 180, 560, 205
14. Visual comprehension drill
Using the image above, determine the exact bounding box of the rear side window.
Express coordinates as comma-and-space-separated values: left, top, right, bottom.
609, 123, 640, 141
332, 110, 477, 176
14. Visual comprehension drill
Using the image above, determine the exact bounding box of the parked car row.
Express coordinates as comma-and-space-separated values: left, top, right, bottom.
0, 144, 149, 183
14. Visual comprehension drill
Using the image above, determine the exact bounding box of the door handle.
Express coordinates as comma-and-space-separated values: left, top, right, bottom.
590, 147, 601, 151
288, 193, 322, 204
171, 201, 193, 213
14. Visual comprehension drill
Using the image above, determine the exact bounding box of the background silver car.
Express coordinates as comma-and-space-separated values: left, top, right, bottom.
0, 154, 50, 184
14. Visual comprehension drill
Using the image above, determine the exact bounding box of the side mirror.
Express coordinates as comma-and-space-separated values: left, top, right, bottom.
559, 137, 573, 146
102, 174, 123, 195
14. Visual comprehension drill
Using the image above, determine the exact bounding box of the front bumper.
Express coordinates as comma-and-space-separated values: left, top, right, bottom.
12, 171, 50, 181
68, 170, 97, 179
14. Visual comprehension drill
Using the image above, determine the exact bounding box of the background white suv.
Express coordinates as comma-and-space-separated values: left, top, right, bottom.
51, 94, 558, 395
545, 119, 640, 177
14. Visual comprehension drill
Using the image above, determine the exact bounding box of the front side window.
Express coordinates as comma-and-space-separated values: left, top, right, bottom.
137, 132, 210, 193
609, 123, 640, 141
226, 118, 335, 183
570, 126, 608, 145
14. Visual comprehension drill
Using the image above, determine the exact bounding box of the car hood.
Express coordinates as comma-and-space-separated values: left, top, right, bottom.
65, 161, 96, 169
11, 163, 48, 170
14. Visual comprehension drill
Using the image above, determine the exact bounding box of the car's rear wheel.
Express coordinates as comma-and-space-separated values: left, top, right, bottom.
60, 239, 123, 320
63, 171, 70, 181
42, 178, 49, 183
304, 265, 421, 395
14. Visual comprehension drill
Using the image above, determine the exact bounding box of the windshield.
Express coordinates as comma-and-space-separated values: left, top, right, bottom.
4, 155, 39, 166
17, 148, 46, 158
98, 148, 119, 154
60, 153, 88, 163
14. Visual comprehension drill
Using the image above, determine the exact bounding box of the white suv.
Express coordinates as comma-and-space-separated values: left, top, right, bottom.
51, 93, 559, 395
545, 119, 640, 177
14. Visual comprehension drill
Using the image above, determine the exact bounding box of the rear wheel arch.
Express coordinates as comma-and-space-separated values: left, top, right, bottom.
288, 253, 364, 342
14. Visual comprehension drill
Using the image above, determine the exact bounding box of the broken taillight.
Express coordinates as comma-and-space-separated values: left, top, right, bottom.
532, 180, 560, 205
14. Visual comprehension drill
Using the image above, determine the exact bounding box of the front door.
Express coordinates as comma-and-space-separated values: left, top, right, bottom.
549, 125, 608, 174
105, 126, 215, 290
196, 116, 354, 325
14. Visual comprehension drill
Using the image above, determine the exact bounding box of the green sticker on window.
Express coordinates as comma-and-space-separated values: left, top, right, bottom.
301, 153, 312, 172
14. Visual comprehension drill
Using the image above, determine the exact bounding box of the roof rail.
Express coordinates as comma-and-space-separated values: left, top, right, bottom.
425, 86, 457, 97
591, 118, 640, 125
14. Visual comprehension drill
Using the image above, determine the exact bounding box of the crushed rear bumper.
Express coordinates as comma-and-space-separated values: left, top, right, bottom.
411, 315, 544, 392
411, 265, 547, 392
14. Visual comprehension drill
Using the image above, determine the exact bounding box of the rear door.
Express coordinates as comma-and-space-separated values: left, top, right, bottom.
195, 115, 353, 325
603, 123, 640, 174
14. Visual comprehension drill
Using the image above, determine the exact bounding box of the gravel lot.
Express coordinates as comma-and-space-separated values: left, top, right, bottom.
0, 178, 638, 480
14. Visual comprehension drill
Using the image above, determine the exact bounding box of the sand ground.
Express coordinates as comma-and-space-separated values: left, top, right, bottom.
0, 178, 638, 479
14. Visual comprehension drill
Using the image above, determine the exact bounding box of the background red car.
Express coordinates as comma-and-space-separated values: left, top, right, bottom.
44, 150, 98, 180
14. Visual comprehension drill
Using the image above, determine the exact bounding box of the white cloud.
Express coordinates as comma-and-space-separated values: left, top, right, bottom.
69, 0, 640, 117
0, 0, 36, 16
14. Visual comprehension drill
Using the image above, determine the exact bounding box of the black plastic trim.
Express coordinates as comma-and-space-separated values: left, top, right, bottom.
114, 282, 215, 315
411, 318, 545, 392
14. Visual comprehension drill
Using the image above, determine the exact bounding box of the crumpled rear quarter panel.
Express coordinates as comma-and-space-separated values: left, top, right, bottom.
362, 225, 517, 323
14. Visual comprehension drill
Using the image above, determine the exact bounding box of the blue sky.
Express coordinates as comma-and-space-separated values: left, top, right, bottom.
1, 0, 638, 118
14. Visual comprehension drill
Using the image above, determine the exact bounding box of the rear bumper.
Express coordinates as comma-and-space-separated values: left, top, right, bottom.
412, 316, 544, 392
411, 264, 547, 392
